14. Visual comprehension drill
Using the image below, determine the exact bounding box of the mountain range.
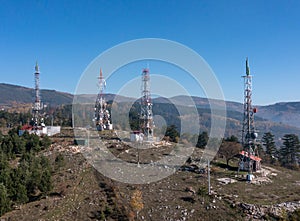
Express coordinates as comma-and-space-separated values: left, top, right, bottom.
0, 83, 73, 107
1, 83, 300, 139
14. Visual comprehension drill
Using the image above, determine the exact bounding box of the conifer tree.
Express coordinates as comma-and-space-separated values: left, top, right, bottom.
262, 132, 277, 164
0, 183, 10, 216
280, 134, 300, 168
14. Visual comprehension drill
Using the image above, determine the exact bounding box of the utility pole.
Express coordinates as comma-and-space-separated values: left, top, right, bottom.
208, 159, 211, 195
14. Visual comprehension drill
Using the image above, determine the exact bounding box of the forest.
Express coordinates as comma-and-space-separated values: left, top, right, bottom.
0, 128, 52, 216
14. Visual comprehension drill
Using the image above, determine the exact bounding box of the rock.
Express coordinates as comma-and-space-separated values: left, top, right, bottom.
239, 201, 300, 219
185, 186, 196, 194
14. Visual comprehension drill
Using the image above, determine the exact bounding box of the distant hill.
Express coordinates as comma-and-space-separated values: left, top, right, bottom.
0, 83, 73, 107
153, 95, 243, 111
1, 83, 300, 138
153, 95, 300, 129
257, 102, 300, 129
151, 102, 300, 142
0, 84, 137, 107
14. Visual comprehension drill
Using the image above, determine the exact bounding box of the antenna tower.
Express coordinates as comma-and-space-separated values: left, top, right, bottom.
240, 58, 259, 176
140, 68, 154, 141
94, 68, 112, 131
32, 62, 43, 127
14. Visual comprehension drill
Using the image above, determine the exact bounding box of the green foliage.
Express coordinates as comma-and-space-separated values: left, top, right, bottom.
279, 134, 300, 169
289, 209, 300, 221
225, 135, 239, 143
9, 174, 28, 204
262, 132, 277, 164
0, 183, 11, 216
40, 135, 51, 150
24, 155, 52, 196
197, 186, 207, 196
218, 140, 241, 167
0, 128, 53, 216
129, 104, 140, 131
0, 155, 13, 199
100, 210, 106, 220
164, 125, 179, 143
0, 131, 3, 142
55, 153, 65, 169
25, 133, 41, 152
0, 110, 32, 128
104, 204, 112, 216
38, 156, 52, 193
196, 131, 208, 148
0, 130, 51, 161
45, 104, 72, 127
11, 133, 26, 154
0, 104, 72, 129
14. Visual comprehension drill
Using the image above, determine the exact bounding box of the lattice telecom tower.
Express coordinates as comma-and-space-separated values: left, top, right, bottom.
94, 68, 113, 131
31, 62, 44, 128
240, 58, 261, 176
140, 68, 154, 141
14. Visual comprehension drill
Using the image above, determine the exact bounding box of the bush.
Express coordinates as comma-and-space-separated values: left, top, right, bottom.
55, 153, 65, 168
40, 136, 51, 150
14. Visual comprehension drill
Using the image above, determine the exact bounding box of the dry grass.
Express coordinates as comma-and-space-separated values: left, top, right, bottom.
1, 129, 299, 221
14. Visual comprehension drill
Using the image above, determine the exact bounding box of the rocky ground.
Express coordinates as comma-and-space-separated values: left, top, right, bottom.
1, 129, 300, 220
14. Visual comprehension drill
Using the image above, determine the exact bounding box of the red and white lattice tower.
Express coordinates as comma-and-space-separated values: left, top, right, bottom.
94, 68, 112, 131
32, 62, 43, 128
240, 58, 260, 176
140, 68, 154, 141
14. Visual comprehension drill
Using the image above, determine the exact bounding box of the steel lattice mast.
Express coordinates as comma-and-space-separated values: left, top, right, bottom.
140, 68, 154, 141
32, 62, 43, 127
241, 58, 258, 175
94, 68, 112, 131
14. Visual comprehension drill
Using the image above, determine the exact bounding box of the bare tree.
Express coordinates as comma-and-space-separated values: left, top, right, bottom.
130, 189, 144, 220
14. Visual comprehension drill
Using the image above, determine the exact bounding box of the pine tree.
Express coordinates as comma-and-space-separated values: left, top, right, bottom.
262, 132, 277, 164
40, 135, 51, 150
165, 125, 179, 143
11, 133, 25, 154
0, 183, 10, 216
280, 134, 300, 168
225, 135, 239, 143
38, 156, 52, 194
196, 131, 208, 148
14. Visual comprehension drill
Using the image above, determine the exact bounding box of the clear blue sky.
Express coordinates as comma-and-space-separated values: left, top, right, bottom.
0, 0, 299, 105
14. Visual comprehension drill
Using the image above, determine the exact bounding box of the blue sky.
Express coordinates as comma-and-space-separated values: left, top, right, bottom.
0, 0, 299, 105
